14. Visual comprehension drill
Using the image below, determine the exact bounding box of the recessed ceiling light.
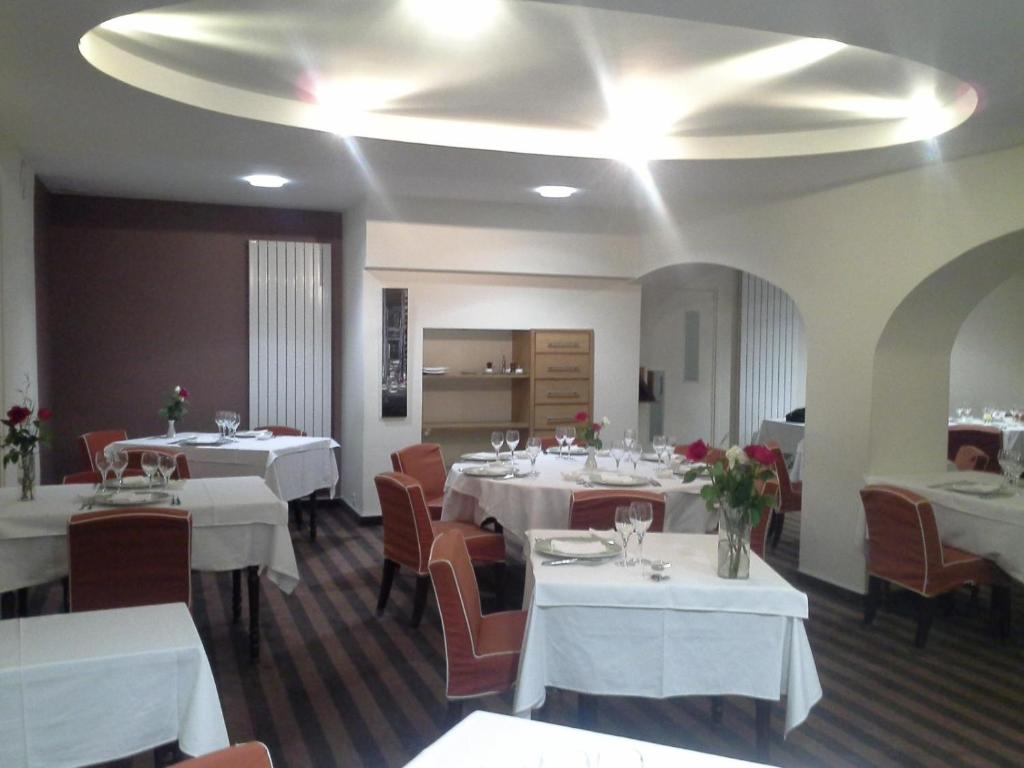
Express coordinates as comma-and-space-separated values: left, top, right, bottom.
534, 185, 579, 199
404, 0, 503, 39
243, 174, 289, 188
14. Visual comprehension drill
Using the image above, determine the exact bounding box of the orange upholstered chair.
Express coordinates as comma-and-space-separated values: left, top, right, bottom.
751, 479, 779, 559
256, 425, 305, 437
568, 490, 666, 532
375, 472, 506, 627
539, 436, 559, 451
172, 742, 273, 767
766, 443, 801, 549
122, 448, 191, 479
63, 469, 145, 484
79, 429, 128, 470
391, 443, 447, 520
428, 529, 526, 725
860, 485, 1011, 647
954, 445, 990, 472
705, 447, 727, 467
948, 425, 1002, 473
68, 508, 192, 613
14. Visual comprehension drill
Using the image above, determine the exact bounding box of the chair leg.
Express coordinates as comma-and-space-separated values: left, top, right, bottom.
864, 576, 883, 625
232, 569, 242, 623
769, 511, 785, 550
992, 585, 1012, 640
411, 575, 431, 628
308, 491, 318, 543
293, 501, 304, 529
915, 595, 937, 648
377, 559, 398, 616
62, 577, 70, 613
754, 699, 771, 762
445, 699, 463, 730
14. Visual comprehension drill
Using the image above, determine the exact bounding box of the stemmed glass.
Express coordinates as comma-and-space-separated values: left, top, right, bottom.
215, 410, 227, 436
491, 430, 504, 463
623, 428, 636, 451
614, 505, 634, 567
667, 436, 677, 465
526, 437, 542, 476
95, 450, 111, 489
158, 453, 177, 485
141, 451, 159, 488
998, 450, 1022, 490
610, 439, 625, 472
108, 447, 128, 489
652, 435, 666, 467
565, 426, 577, 457
629, 501, 654, 576
554, 425, 567, 459
506, 429, 520, 469
629, 443, 642, 472
227, 411, 240, 438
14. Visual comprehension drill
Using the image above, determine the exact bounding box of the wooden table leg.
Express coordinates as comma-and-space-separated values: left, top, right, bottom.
755, 699, 771, 761
308, 491, 318, 543
232, 570, 242, 623
247, 566, 260, 662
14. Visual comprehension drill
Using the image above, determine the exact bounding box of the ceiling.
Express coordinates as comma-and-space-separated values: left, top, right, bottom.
2, 0, 1024, 217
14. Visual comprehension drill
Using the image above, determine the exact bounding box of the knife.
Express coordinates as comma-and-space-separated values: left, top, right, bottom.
541, 558, 580, 566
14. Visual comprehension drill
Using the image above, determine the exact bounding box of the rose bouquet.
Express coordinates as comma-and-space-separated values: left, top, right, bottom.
2, 383, 52, 500
159, 385, 190, 423
575, 411, 610, 449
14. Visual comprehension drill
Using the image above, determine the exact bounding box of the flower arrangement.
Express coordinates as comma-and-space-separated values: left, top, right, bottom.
2, 381, 52, 500
159, 385, 190, 423
575, 411, 610, 449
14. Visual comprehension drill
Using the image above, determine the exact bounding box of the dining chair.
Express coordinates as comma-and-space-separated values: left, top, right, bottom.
705, 447, 727, 466
860, 485, 1011, 647
171, 742, 273, 767
63, 469, 145, 484
766, 443, 801, 549
428, 529, 526, 727
374, 472, 506, 627
256, 425, 306, 437
78, 429, 128, 470
539, 436, 559, 451
256, 426, 318, 540
947, 425, 1002, 473
953, 445, 990, 472
123, 448, 191, 479
68, 508, 192, 613
391, 443, 447, 520
568, 490, 666, 532
751, 479, 779, 559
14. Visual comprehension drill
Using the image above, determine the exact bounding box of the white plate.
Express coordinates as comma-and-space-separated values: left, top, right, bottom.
235, 430, 271, 439
590, 473, 649, 487
92, 490, 174, 507
183, 434, 225, 446
940, 480, 1006, 496
461, 452, 500, 462
546, 446, 587, 455
463, 464, 515, 478
534, 536, 622, 559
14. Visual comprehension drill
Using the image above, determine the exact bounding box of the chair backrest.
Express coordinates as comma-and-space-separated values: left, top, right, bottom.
428, 529, 485, 696
171, 742, 273, 768
568, 490, 666, 532
389, 451, 401, 471
79, 430, 128, 470
705, 448, 727, 467
123, 448, 191, 479
751, 479, 779, 558
374, 472, 435, 574
392, 443, 447, 500
68, 508, 192, 612
539, 436, 559, 451
63, 469, 145, 485
954, 444, 990, 472
948, 426, 1002, 473
767, 446, 798, 500
256, 425, 305, 437
860, 485, 943, 594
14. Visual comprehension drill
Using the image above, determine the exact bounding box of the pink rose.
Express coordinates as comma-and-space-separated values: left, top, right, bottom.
575, 411, 588, 423
5, 405, 31, 426
685, 439, 709, 463
37, 408, 53, 422
744, 444, 776, 466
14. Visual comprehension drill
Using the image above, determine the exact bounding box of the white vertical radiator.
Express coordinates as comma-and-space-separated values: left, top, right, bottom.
248, 241, 332, 437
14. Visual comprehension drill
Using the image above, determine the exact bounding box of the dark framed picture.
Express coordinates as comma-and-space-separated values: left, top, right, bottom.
382, 288, 408, 418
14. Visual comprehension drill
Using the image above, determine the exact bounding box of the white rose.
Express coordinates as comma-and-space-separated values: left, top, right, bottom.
725, 445, 748, 469
174, 385, 181, 394
601, 416, 611, 427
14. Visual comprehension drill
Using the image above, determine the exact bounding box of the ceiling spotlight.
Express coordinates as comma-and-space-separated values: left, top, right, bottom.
243, 174, 289, 188
404, 0, 503, 39
534, 185, 579, 199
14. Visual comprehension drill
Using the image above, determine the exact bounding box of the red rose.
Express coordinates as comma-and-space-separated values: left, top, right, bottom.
178, 387, 190, 400
592, 422, 601, 432
37, 408, 53, 422
744, 444, 776, 466
575, 411, 588, 423
5, 405, 30, 426
685, 439, 709, 462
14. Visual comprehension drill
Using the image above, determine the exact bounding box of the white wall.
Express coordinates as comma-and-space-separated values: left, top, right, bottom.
0, 144, 39, 487
949, 272, 1024, 413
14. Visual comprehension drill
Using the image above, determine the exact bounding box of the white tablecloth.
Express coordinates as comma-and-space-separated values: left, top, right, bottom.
865, 470, 1024, 583
0, 477, 299, 593
515, 532, 821, 735
405, 710, 765, 767
443, 454, 716, 553
0, 603, 228, 767
756, 420, 804, 457
947, 419, 1024, 454
116, 434, 340, 502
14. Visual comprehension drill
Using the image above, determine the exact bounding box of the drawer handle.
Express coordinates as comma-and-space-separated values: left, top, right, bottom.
548, 366, 581, 373
547, 342, 581, 349
547, 391, 580, 398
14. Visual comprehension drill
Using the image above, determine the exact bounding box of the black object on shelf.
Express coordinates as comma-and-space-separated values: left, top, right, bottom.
785, 407, 805, 423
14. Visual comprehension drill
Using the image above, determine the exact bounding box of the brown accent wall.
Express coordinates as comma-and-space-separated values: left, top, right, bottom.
35, 192, 343, 483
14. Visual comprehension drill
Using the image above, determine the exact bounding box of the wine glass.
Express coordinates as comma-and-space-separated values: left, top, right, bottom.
652, 435, 666, 467
158, 453, 177, 485
229, 411, 241, 437
614, 505, 634, 567
526, 436, 542, 476
623, 428, 636, 451
998, 450, 1022, 489
141, 451, 159, 488
108, 447, 128, 489
565, 426, 576, 457
630, 501, 654, 576
506, 429, 520, 468
666, 436, 678, 465
95, 450, 111, 489
610, 439, 625, 471
630, 443, 642, 472
491, 430, 504, 463
214, 410, 227, 436
554, 425, 567, 459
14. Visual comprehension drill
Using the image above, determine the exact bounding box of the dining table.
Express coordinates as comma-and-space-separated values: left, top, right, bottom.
0, 476, 298, 659
514, 531, 822, 761
0, 602, 229, 767
865, 469, 1024, 583
114, 432, 340, 502
442, 451, 717, 555
405, 710, 767, 767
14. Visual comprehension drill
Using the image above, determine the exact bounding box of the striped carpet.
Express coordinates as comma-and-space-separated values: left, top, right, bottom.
28, 508, 1024, 767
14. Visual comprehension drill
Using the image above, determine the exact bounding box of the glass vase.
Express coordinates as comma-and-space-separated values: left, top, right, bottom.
18, 452, 36, 501
717, 505, 751, 579
584, 445, 599, 471
166, 420, 176, 439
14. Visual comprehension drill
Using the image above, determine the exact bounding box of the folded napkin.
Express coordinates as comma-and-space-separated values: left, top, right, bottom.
549, 538, 607, 555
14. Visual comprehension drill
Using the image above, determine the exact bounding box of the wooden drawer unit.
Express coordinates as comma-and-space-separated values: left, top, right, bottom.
535, 379, 590, 405
535, 331, 591, 355
534, 404, 588, 429
535, 353, 591, 379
